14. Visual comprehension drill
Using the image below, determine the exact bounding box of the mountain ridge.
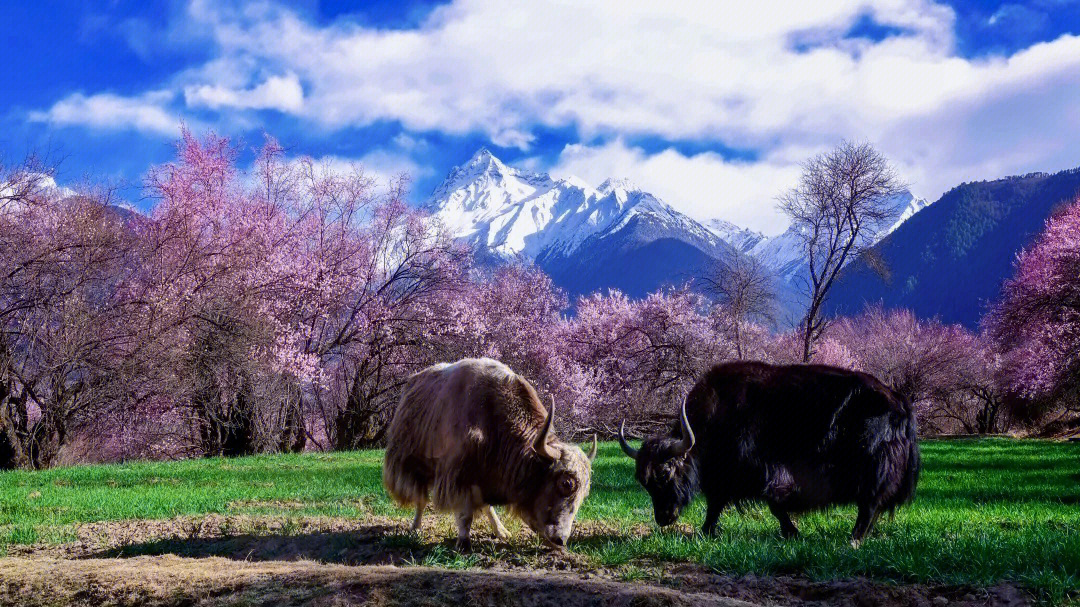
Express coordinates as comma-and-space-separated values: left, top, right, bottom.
426, 149, 739, 298
825, 167, 1080, 327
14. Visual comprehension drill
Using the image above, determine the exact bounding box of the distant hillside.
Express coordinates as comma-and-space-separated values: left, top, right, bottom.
825, 167, 1080, 328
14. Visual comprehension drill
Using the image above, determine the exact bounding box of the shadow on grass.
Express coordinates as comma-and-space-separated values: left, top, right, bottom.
84, 522, 605, 569
90, 524, 439, 566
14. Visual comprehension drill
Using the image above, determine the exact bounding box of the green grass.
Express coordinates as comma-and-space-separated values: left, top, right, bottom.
1, 439, 1078, 602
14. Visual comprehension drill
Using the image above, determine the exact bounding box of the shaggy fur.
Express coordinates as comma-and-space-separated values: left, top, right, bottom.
624, 361, 920, 545
383, 358, 593, 550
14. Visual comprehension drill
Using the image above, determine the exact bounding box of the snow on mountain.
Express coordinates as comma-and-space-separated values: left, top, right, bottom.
882, 192, 931, 237
427, 149, 930, 304
0, 174, 77, 212
709, 191, 930, 283
704, 219, 766, 253
428, 148, 727, 264
748, 229, 808, 283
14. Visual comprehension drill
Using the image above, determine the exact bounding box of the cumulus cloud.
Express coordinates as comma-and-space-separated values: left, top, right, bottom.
172, 0, 969, 145
170, 1, 1080, 210
29, 90, 181, 135
549, 140, 804, 235
29, 0, 1080, 228
305, 151, 433, 190
184, 73, 304, 112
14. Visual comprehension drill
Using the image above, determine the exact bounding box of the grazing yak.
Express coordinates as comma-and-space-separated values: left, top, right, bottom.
619, 361, 920, 546
384, 358, 596, 551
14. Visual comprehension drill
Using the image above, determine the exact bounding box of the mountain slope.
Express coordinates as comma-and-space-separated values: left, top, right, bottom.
713, 191, 930, 285
825, 168, 1080, 327
705, 219, 765, 253
427, 149, 739, 298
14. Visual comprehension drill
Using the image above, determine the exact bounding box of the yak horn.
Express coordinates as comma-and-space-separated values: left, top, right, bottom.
618, 420, 639, 460
587, 434, 598, 461
534, 397, 557, 461
674, 401, 696, 456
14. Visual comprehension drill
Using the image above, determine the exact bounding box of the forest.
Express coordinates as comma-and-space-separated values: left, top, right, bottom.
1, 132, 1077, 471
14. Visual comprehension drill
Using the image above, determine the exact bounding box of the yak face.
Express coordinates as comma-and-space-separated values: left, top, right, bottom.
634, 438, 699, 526
620, 402, 698, 527
517, 440, 595, 548
515, 399, 597, 549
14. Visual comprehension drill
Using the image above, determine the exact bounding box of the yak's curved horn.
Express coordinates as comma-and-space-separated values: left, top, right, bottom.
618, 420, 639, 460
587, 434, 598, 461
534, 397, 557, 461
673, 401, 696, 456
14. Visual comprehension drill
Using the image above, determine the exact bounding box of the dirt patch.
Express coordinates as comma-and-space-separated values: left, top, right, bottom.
11, 513, 600, 570
666, 564, 1031, 607
7, 514, 407, 561
3, 516, 1037, 606
0, 555, 1034, 607
0, 556, 756, 607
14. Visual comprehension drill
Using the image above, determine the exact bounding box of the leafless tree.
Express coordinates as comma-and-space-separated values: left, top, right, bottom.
702, 253, 775, 359
778, 141, 906, 362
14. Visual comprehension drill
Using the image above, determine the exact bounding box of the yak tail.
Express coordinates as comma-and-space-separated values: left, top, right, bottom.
887, 404, 921, 512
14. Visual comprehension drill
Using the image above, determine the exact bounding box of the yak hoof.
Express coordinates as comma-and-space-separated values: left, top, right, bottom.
850, 539, 862, 550
456, 537, 473, 552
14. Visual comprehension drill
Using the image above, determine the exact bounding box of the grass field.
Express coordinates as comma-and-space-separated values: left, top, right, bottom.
1, 439, 1078, 604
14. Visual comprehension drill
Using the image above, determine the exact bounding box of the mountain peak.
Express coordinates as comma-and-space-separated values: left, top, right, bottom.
429, 148, 524, 205
598, 177, 640, 194
466, 147, 508, 174
427, 151, 725, 262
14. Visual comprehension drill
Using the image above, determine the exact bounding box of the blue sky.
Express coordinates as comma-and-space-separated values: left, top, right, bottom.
3, 0, 1080, 233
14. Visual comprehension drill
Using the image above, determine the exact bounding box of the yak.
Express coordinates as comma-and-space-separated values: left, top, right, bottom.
384, 358, 596, 551
619, 361, 920, 546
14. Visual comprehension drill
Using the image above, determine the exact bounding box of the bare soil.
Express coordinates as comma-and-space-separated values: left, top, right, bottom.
0, 515, 1034, 606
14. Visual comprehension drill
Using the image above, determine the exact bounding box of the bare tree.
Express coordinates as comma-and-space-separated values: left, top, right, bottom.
778, 141, 905, 362
702, 253, 775, 359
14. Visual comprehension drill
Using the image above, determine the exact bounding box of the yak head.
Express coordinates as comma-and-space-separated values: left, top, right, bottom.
619, 402, 698, 527
517, 399, 597, 549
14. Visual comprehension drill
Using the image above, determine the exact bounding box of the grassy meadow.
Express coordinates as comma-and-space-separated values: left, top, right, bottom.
1, 439, 1078, 603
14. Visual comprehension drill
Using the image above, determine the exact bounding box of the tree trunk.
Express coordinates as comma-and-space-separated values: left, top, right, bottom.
220, 378, 256, 457
278, 394, 307, 453
801, 322, 814, 363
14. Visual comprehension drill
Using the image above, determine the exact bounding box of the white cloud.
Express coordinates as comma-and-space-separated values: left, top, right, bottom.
174, 0, 968, 145
303, 151, 433, 190
30, 1, 1080, 227
29, 90, 181, 135
167, 1, 1080, 214
391, 133, 428, 152
184, 73, 304, 112
549, 140, 803, 235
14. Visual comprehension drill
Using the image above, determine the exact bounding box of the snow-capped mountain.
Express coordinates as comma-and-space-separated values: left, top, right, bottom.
704, 219, 766, 253
881, 192, 931, 237
710, 191, 930, 284
428, 149, 738, 297
0, 174, 77, 214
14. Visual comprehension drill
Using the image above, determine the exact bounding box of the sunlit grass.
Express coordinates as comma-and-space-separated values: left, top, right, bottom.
1, 439, 1077, 602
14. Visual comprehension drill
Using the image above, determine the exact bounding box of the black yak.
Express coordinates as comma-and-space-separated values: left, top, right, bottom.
384, 358, 596, 551
619, 361, 920, 546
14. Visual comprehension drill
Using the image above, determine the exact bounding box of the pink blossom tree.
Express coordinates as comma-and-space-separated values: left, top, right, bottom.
130, 131, 470, 454
433, 264, 566, 383
829, 306, 1002, 434
553, 287, 736, 434
988, 196, 1080, 430
0, 163, 146, 468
